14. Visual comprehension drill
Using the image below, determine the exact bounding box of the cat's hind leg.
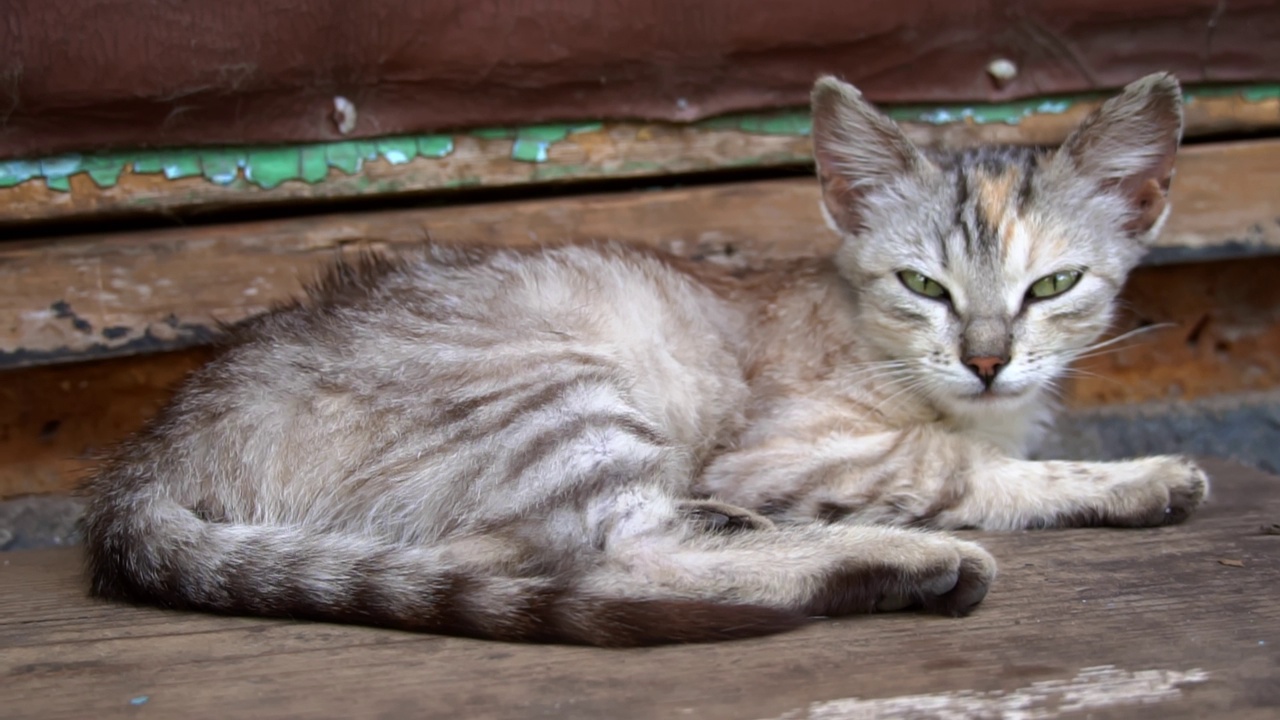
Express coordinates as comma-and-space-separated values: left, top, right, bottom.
591, 492, 996, 619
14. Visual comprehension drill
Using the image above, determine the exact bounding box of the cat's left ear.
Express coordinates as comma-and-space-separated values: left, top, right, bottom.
810, 76, 932, 236
1054, 73, 1184, 242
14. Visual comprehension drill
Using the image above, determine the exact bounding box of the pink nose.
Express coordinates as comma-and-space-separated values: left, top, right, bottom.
963, 355, 1007, 387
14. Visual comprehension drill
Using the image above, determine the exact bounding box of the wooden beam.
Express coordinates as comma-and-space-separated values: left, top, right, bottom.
3, 139, 1279, 369
2, 89, 1277, 225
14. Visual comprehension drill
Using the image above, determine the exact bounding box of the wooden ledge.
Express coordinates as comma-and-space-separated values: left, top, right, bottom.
3, 138, 1279, 371
1, 458, 1276, 719
2, 87, 1278, 226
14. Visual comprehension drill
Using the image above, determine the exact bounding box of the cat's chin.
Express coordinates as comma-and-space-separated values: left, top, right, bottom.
944, 387, 1037, 414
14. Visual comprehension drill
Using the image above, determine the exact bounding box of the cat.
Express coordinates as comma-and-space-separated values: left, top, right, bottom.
82, 72, 1207, 647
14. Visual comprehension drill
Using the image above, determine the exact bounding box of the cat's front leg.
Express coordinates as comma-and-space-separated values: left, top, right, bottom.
699, 428, 1209, 531
950, 454, 1209, 530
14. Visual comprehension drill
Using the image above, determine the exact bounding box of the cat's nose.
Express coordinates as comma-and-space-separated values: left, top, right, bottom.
963, 355, 1008, 388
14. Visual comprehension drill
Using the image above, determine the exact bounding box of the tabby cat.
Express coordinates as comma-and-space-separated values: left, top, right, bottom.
83, 73, 1207, 646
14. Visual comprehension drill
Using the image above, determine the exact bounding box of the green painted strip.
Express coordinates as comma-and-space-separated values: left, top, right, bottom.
0, 160, 40, 188
161, 154, 202, 180
81, 155, 127, 188
299, 146, 329, 183
325, 142, 364, 175
200, 150, 244, 185
699, 111, 812, 135
131, 152, 166, 174
2, 84, 1277, 192
512, 122, 606, 163
376, 137, 418, 165
1241, 85, 1280, 102
44, 175, 72, 191
417, 135, 454, 158
244, 148, 301, 189
355, 141, 380, 162
40, 155, 83, 193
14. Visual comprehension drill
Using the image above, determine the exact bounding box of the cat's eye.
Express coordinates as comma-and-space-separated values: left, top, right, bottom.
897, 270, 949, 300
1027, 270, 1083, 300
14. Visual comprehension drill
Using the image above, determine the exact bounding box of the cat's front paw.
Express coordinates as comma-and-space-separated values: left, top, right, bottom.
1106, 455, 1209, 527
871, 536, 996, 617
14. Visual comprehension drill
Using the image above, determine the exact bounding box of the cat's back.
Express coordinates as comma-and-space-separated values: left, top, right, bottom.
232, 241, 750, 383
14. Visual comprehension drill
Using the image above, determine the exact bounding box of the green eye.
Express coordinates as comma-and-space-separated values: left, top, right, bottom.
1027, 270, 1083, 299
897, 270, 949, 299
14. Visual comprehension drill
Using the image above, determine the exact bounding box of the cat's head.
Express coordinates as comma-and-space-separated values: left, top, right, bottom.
810, 73, 1182, 417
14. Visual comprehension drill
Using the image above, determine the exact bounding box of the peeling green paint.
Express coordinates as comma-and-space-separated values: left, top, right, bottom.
81, 156, 127, 187
700, 111, 812, 136
325, 142, 364, 175
512, 123, 604, 163
0, 160, 39, 188
200, 150, 244, 185
889, 98, 1079, 126
3, 84, 1277, 193
131, 152, 166, 174
299, 146, 329, 183
417, 136, 454, 158
244, 148, 301, 190
1241, 85, 1280, 102
376, 138, 418, 165
161, 154, 201, 180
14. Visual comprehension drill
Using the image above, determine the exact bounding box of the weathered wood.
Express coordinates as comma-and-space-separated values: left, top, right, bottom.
0, 349, 214, 499
2, 91, 1277, 225
3, 139, 1279, 369
1, 458, 1276, 720
1070, 260, 1280, 407
5, 256, 1280, 500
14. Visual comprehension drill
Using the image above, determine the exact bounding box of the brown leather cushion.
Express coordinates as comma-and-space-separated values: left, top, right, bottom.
4, 0, 1277, 159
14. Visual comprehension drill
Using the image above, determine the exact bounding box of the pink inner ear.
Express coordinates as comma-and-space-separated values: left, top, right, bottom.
1126, 178, 1169, 235
816, 162, 866, 234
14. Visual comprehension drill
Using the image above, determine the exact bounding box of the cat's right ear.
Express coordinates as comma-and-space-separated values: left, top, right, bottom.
811, 76, 930, 236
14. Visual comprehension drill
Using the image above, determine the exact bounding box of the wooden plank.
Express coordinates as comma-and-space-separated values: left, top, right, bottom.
2, 89, 1277, 225
3, 138, 1279, 368
0, 349, 214, 499
1, 458, 1276, 720
7, 254, 1280, 500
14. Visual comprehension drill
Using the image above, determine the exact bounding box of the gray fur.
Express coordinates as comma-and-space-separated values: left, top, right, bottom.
82, 74, 1205, 646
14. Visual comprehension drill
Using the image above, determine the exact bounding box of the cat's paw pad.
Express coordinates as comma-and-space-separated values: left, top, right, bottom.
679, 500, 776, 534
874, 538, 996, 617
1111, 456, 1209, 527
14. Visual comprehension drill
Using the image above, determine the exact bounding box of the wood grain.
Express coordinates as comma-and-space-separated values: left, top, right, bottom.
2, 458, 1276, 719
3, 92, 1277, 226
0, 349, 215, 499
4, 139, 1279, 369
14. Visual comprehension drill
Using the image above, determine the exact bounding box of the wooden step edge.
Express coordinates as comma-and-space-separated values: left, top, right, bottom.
1, 138, 1278, 371
1, 85, 1277, 226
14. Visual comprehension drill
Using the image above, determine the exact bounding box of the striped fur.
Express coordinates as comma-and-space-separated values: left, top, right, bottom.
82, 74, 1206, 646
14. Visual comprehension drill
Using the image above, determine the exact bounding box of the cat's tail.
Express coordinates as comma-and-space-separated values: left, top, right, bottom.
82, 489, 805, 646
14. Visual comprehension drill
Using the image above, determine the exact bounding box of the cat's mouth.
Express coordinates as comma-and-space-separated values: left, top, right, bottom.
964, 385, 1029, 403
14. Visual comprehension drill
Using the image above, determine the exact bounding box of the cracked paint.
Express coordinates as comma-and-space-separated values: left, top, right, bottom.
1, 85, 1275, 192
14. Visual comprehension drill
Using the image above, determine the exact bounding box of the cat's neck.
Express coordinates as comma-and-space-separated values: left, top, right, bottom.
937, 398, 1054, 459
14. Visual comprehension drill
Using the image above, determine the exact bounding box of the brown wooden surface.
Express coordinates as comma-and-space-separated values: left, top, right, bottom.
5, 91, 1277, 226
4, 138, 1279, 369
1, 458, 1276, 719
0, 349, 215, 499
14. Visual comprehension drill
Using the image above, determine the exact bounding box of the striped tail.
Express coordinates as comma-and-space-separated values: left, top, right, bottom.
82, 494, 803, 646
